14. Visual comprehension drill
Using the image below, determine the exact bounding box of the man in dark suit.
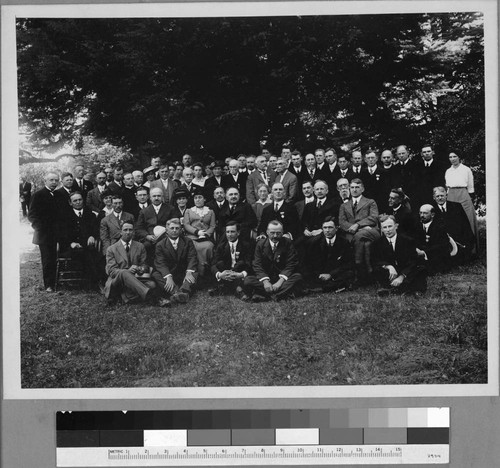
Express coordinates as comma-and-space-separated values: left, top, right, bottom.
86, 171, 107, 215
210, 221, 253, 297
294, 181, 315, 222
56, 172, 75, 211
372, 214, 427, 296
349, 150, 364, 178
415, 204, 451, 274
152, 218, 198, 307
99, 194, 135, 254
306, 217, 354, 292
288, 151, 306, 190
107, 166, 125, 195
149, 164, 180, 205
337, 154, 353, 181
246, 155, 276, 204
387, 188, 415, 236
338, 178, 380, 284
222, 159, 247, 200
360, 151, 385, 211
104, 221, 156, 305
179, 167, 197, 204
393, 145, 418, 204
243, 220, 303, 301
256, 182, 300, 240
303, 153, 324, 186
130, 186, 150, 220
136, 187, 176, 264
60, 191, 101, 288
122, 172, 138, 215
71, 164, 93, 200
412, 145, 447, 208
19, 177, 32, 217
324, 148, 342, 189
432, 186, 475, 264
217, 187, 257, 241
28, 172, 66, 291
204, 160, 225, 201
302, 180, 341, 235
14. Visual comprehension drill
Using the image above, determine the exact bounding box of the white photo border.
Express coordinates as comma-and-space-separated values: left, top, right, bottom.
3, 0, 498, 399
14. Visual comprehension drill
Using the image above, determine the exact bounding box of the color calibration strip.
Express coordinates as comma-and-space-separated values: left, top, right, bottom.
56, 408, 449, 466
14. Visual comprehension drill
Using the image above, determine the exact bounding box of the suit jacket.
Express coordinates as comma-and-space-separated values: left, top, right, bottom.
100, 211, 135, 253
302, 198, 341, 231
257, 201, 300, 239
222, 173, 248, 200
86, 186, 106, 214
136, 204, 176, 241
392, 159, 418, 201
121, 186, 138, 215
211, 239, 253, 275
107, 181, 125, 195
55, 186, 73, 207
388, 205, 415, 238
246, 170, 276, 204
154, 236, 198, 281
372, 233, 419, 277
130, 199, 151, 220
273, 170, 299, 203
294, 197, 315, 222
324, 163, 342, 189
288, 164, 307, 191
149, 178, 180, 205
433, 201, 474, 247
310, 234, 354, 277
104, 239, 149, 297
71, 178, 93, 200
61, 208, 98, 248
204, 176, 224, 200
414, 219, 449, 260
216, 202, 258, 240
252, 237, 299, 281
413, 159, 447, 206
339, 196, 379, 234
28, 187, 66, 245
360, 166, 385, 209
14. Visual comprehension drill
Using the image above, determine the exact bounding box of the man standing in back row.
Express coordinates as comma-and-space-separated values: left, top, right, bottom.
28, 172, 66, 292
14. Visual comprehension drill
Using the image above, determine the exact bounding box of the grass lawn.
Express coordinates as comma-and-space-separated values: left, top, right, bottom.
20, 220, 487, 388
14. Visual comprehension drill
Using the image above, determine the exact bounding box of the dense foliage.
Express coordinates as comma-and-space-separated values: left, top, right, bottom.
17, 13, 485, 194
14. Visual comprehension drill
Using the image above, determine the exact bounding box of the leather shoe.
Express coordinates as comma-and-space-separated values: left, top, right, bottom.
172, 292, 189, 303
45, 286, 54, 293
240, 294, 251, 302
377, 288, 391, 297
158, 298, 172, 308
251, 294, 267, 303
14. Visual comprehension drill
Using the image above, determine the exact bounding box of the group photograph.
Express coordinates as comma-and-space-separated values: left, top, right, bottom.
5, 2, 496, 394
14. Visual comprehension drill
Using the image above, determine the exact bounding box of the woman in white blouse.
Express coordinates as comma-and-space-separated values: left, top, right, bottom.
183, 188, 216, 276
445, 152, 478, 247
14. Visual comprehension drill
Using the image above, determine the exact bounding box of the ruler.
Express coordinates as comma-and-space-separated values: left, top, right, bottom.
57, 444, 449, 466
56, 408, 450, 466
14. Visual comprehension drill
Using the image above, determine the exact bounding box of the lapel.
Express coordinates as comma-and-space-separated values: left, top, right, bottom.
357, 196, 368, 212
116, 241, 129, 264
110, 213, 121, 229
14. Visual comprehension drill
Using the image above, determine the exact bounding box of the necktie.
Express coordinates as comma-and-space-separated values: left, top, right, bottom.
230, 205, 235, 214
310, 169, 314, 178
271, 242, 276, 252
172, 241, 178, 251
441, 206, 446, 213
353, 200, 358, 211
49, 190, 54, 197
80, 180, 83, 190
125, 242, 131, 266
275, 203, 279, 212
390, 239, 395, 251
317, 200, 322, 209
78, 211, 82, 218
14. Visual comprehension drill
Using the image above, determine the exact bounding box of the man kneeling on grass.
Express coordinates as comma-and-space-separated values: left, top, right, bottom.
242, 220, 303, 302
152, 218, 198, 307
209, 221, 253, 298
372, 215, 427, 297
104, 221, 156, 306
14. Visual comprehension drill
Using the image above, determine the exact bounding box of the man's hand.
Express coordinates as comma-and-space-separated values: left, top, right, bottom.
310, 229, 322, 236
272, 278, 285, 291
70, 242, 82, 249
185, 271, 196, 284
128, 265, 139, 274
87, 236, 96, 247
283, 233, 292, 240
347, 223, 359, 234
387, 265, 398, 281
256, 234, 266, 241
220, 270, 235, 281
198, 230, 207, 238
146, 234, 157, 243
416, 248, 425, 257
318, 273, 332, 281
164, 276, 175, 293
390, 275, 404, 287
304, 229, 313, 237
263, 279, 273, 293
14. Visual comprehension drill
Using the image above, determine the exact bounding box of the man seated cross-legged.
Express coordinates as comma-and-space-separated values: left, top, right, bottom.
243, 220, 303, 302
152, 218, 198, 307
